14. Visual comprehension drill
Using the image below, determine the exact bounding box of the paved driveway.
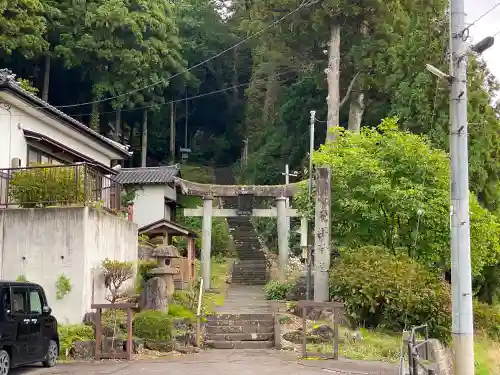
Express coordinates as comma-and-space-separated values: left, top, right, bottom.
11, 350, 398, 375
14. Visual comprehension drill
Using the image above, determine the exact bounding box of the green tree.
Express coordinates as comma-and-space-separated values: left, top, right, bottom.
55, 0, 187, 131
294, 118, 500, 277
0, 0, 47, 58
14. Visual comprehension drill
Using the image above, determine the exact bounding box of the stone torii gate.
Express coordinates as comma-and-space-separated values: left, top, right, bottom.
174, 177, 304, 290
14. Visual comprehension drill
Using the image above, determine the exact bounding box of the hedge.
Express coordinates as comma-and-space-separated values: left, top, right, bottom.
329, 246, 451, 342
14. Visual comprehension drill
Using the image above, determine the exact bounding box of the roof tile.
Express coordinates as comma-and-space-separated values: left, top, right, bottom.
115, 166, 180, 185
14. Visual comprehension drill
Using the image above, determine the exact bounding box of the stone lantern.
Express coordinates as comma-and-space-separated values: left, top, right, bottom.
149, 244, 180, 301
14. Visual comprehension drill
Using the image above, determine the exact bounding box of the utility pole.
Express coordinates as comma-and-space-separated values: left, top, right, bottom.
185, 93, 188, 149
449, 0, 473, 373
306, 110, 315, 300
170, 101, 175, 163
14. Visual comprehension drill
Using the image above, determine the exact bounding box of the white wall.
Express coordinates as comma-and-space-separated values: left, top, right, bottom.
0, 207, 138, 324
0, 92, 121, 169
165, 185, 177, 202
83, 208, 138, 313
133, 185, 167, 228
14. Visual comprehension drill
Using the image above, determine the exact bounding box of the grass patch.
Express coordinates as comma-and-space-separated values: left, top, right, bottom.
180, 164, 214, 184
306, 327, 500, 373
307, 328, 401, 363
475, 336, 500, 375
194, 258, 230, 314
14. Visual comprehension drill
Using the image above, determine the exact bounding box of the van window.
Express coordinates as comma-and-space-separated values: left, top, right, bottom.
29, 288, 44, 314
0, 287, 10, 320
11, 287, 28, 314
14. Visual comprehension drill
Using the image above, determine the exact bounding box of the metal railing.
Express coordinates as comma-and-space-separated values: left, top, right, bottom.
407, 325, 436, 375
0, 163, 121, 211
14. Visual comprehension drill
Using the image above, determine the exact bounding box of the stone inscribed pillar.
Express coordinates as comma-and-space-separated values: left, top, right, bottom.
142, 277, 168, 312
314, 167, 331, 302
202, 196, 213, 290
276, 196, 289, 277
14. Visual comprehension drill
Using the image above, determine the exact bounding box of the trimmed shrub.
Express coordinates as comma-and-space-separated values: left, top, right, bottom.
474, 300, 500, 340
329, 246, 451, 342
58, 324, 94, 358
264, 280, 293, 300
133, 310, 173, 340
9, 165, 96, 208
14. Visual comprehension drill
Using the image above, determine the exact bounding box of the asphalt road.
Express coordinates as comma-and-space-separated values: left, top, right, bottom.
11, 350, 398, 375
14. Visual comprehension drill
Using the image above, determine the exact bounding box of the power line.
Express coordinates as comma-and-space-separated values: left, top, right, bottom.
467, 2, 500, 28
35, 1, 311, 110
0, 69, 298, 118
493, 29, 500, 37
461, 2, 500, 38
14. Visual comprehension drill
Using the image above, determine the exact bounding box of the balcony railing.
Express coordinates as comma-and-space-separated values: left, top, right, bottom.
0, 163, 121, 212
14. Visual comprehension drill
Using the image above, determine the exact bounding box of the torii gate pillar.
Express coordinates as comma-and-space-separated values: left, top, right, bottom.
276, 197, 289, 276
201, 196, 213, 290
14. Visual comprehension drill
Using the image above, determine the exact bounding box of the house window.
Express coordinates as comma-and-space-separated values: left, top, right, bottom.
27, 146, 64, 166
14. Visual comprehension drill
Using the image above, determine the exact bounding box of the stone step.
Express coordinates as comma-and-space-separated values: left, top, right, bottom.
205, 324, 274, 334
207, 313, 273, 320
233, 265, 268, 270
205, 340, 274, 349
206, 332, 274, 341
232, 276, 268, 281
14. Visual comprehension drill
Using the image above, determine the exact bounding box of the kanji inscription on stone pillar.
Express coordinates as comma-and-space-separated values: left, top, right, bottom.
314, 167, 331, 301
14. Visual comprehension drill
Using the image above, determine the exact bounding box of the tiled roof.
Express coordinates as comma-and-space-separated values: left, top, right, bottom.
0, 69, 131, 157
115, 165, 180, 185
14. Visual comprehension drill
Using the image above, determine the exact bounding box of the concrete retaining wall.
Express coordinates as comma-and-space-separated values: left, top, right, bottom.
0, 206, 138, 324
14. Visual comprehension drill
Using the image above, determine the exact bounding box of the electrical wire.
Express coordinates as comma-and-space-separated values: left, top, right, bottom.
16, 0, 312, 111
493, 29, 500, 38
461, 2, 500, 39
0, 69, 299, 118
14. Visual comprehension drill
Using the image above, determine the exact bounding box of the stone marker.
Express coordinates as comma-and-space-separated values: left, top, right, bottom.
142, 277, 168, 312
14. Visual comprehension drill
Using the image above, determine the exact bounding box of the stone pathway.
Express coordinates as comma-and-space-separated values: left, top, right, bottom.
11, 350, 398, 375
216, 285, 272, 314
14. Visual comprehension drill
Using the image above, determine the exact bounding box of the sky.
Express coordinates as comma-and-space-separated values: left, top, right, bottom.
464, 0, 500, 80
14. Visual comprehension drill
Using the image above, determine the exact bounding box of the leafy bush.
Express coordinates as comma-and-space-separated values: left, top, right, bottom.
329, 246, 451, 342
9, 165, 96, 208
133, 310, 173, 340
474, 300, 500, 340
55, 274, 72, 300
168, 303, 195, 319
58, 324, 94, 358
264, 280, 293, 300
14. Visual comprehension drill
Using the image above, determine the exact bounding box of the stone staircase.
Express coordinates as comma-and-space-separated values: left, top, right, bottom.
206, 168, 274, 350
213, 167, 269, 285
204, 313, 274, 349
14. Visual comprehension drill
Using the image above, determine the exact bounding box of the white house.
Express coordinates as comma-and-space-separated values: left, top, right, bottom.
115, 165, 180, 228
0, 69, 131, 173
0, 69, 138, 324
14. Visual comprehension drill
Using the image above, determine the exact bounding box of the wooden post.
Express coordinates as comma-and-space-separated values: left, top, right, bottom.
187, 236, 196, 281
302, 307, 307, 358
95, 307, 102, 360
92, 304, 135, 361
333, 308, 339, 360
126, 308, 133, 360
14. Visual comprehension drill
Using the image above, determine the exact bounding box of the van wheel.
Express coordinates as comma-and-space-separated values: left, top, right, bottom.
42, 340, 58, 368
0, 350, 10, 375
